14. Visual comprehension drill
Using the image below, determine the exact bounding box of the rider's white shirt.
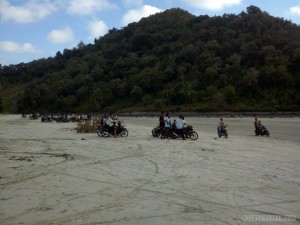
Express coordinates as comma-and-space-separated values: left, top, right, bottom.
175, 118, 184, 129
106, 117, 113, 127
164, 116, 171, 128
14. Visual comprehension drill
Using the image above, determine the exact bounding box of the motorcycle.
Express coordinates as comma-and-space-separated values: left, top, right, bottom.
41, 116, 52, 123
255, 125, 270, 137
161, 125, 198, 140
217, 125, 228, 138
97, 121, 128, 137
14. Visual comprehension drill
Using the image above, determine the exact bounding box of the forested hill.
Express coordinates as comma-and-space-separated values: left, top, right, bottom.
0, 6, 300, 113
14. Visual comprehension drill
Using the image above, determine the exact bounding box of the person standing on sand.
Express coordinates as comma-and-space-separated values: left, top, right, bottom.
254, 118, 259, 134
159, 111, 165, 139
164, 112, 171, 138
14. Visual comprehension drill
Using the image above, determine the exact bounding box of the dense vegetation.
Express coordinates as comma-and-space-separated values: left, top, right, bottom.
0, 6, 300, 113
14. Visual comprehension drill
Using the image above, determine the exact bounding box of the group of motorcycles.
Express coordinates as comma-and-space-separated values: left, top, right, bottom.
152, 124, 199, 140
217, 124, 270, 138
151, 123, 270, 139
95, 120, 270, 139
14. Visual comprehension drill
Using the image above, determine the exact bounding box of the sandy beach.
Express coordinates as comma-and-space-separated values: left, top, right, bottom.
0, 114, 299, 225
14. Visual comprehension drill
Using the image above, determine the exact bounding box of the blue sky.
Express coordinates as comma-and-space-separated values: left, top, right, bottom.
1, 0, 300, 66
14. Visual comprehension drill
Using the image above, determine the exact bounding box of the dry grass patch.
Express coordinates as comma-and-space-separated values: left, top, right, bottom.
75, 120, 98, 133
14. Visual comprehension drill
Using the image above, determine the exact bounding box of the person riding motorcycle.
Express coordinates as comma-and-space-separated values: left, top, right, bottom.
175, 115, 186, 140
257, 120, 263, 135
105, 114, 117, 137
217, 117, 225, 133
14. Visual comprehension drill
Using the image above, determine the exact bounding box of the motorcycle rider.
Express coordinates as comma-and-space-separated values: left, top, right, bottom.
258, 120, 263, 135
98, 114, 104, 127
106, 113, 117, 137
175, 115, 186, 140
218, 117, 225, 133
159, 111, 165, 139
182, 115, 187, 128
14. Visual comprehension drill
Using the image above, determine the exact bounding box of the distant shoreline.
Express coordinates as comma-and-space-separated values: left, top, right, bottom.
2, 111, 299, 118
117, 111, 300, 118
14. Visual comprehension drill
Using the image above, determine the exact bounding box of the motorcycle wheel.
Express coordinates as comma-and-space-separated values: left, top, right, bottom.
266, 131, 270, 137
102, 131, 110, 137
189, 131, 198, 140
120, 129, 128, 137
170, 132, 177, 139
96, 130, 102, 137
225, 133, 228, 139
152, 128, 160, 137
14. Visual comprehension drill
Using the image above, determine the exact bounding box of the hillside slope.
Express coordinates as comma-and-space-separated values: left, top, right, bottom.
0, 6, 300, 113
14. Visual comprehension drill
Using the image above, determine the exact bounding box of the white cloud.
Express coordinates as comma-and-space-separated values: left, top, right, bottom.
0, 41, 39, 53
122, 5, 162, 25
67, 0, 117, 16
0, 0, 56, 23
88, 20, 108, 39
181, 0, 242, 11
289, 5, 300, 15
47, 27, 74, 44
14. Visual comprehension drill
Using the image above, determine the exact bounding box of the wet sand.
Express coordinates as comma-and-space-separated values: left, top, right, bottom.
0, 115, 299, 225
